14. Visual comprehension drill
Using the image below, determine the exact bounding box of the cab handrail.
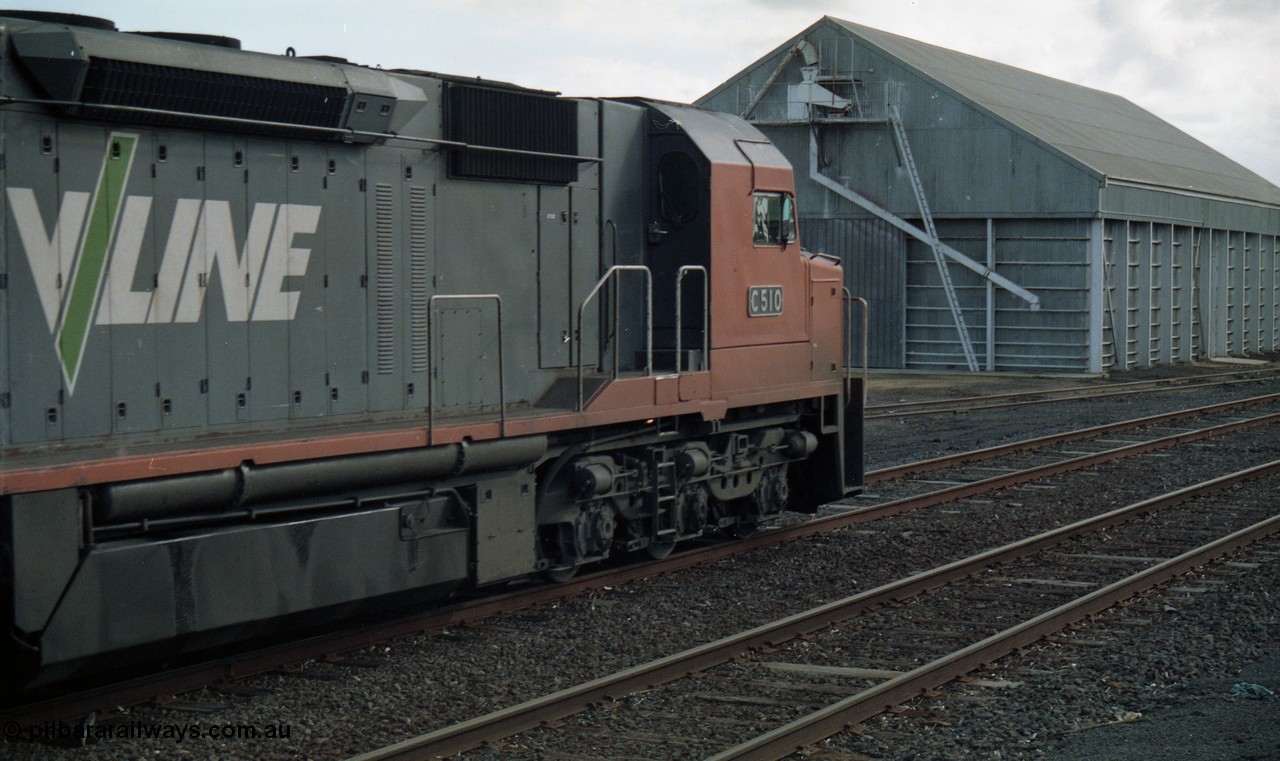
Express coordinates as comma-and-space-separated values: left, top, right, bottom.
577, 265, 653, 410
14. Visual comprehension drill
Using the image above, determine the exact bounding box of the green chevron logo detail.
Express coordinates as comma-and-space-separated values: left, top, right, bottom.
56, 132, 138, 392
7, 131, 323, 398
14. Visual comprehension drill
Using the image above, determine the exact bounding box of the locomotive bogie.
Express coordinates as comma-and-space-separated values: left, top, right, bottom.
533, 403, 831, 578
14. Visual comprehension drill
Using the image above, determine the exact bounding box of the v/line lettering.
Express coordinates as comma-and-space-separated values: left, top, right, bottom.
5, 132, 322, 391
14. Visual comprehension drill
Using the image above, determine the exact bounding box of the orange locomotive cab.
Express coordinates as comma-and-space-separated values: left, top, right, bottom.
638, 101, 860, 502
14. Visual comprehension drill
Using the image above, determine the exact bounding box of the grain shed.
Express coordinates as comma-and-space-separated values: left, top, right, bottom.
697, 17, 1280, 372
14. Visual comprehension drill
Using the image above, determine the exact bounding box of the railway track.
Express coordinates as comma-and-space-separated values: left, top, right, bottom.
7, 394, 1280, 738
865, 389, 1280, 483
346, 457, 1280, 760
711, 471, 1280, 760
865, 366, 1280, 419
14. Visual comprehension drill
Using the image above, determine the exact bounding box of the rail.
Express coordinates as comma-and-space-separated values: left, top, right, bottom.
867, 372, 1280, 421
576, 265, 652, 410
675, 265, 708, 372
867, 390, 1280, 484
427, 294, 506, 440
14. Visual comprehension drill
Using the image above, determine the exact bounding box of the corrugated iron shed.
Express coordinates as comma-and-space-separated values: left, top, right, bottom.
698, 17, 1280, 374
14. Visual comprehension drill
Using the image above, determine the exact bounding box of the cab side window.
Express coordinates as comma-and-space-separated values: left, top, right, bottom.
752, 193, 795, 246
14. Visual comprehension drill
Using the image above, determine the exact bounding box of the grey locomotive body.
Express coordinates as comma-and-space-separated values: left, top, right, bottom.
0, 12, 861, 692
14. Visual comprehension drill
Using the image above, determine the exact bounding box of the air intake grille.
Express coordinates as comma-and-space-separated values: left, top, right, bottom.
447, 84, 579, 184
79, 58, 348, 136
375, 184, 396, 375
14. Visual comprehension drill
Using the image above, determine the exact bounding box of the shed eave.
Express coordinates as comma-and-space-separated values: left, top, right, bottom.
1104, 176, 1280, 213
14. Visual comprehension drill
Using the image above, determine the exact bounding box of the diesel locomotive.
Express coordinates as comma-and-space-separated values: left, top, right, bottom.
0, 12, 863, 691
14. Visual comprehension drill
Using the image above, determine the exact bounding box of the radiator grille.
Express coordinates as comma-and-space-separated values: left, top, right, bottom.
446, 84, 579, 184
79, 58, 348, 136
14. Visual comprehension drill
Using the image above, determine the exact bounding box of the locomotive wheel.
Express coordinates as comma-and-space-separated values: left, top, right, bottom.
542, 522, 581, 582
546, 562, 578, 583
646, 537, 676, 559
730, 519, 759, 539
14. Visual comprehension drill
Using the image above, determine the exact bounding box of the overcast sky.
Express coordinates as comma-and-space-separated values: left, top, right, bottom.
13, 0, 1280, 187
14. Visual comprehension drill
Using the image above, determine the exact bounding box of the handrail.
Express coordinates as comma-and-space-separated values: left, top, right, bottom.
427, 294, 506, 442
604, 221, 621, 381
577, 265, 652, 411
0, 96, 603, 163
675, 265, 708, 372
844, 289, 869, 404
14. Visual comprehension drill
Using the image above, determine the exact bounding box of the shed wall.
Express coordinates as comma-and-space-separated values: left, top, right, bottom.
1099, 220, 1279, 369
905, 218, 1092, 371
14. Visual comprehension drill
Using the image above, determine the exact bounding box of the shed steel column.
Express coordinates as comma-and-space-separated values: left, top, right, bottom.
1101, 221, 1119, 371
1206, 229, 1220, 357
1273, 235, 1280, 351
986, 218, 995, 371
1243, 233, 1255, 353
1253, 232, 1264, 353
1229, 231, 1240, 354
1124, 222, 1138, 369
1136, 223, 1153, 367
1173, 225, 1193, 362
1157, 223, 1173, 364
1089, 218, 1105, 373
1262, 233, 1272, 352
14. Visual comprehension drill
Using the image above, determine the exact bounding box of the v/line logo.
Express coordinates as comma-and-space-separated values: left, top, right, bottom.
6, 132, 322, 393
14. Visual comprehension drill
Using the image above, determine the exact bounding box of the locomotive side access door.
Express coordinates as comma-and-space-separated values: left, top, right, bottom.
539, 184, 600, 370
643, 129, 711, 374
538, 185, 571, 368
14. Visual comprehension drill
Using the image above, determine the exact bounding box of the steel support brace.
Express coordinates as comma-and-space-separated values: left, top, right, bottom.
807, 132, 1041, 314
740, 39, 815, 119
884, 107, 978, 371
986, 219, 996, 371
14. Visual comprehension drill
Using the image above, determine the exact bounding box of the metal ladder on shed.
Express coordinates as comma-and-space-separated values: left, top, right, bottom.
888, 103, 979, 371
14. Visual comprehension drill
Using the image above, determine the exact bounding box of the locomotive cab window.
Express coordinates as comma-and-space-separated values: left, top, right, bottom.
752, 193, 795, 246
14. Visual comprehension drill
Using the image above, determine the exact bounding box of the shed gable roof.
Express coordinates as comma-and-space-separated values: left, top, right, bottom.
807, 17, 1280, 206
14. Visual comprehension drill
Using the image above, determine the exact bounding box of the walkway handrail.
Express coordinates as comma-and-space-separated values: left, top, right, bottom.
577, 265, 653, 410
844, 289, 869, 404
675, 265, 708, 373
427, 294, 506, 442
